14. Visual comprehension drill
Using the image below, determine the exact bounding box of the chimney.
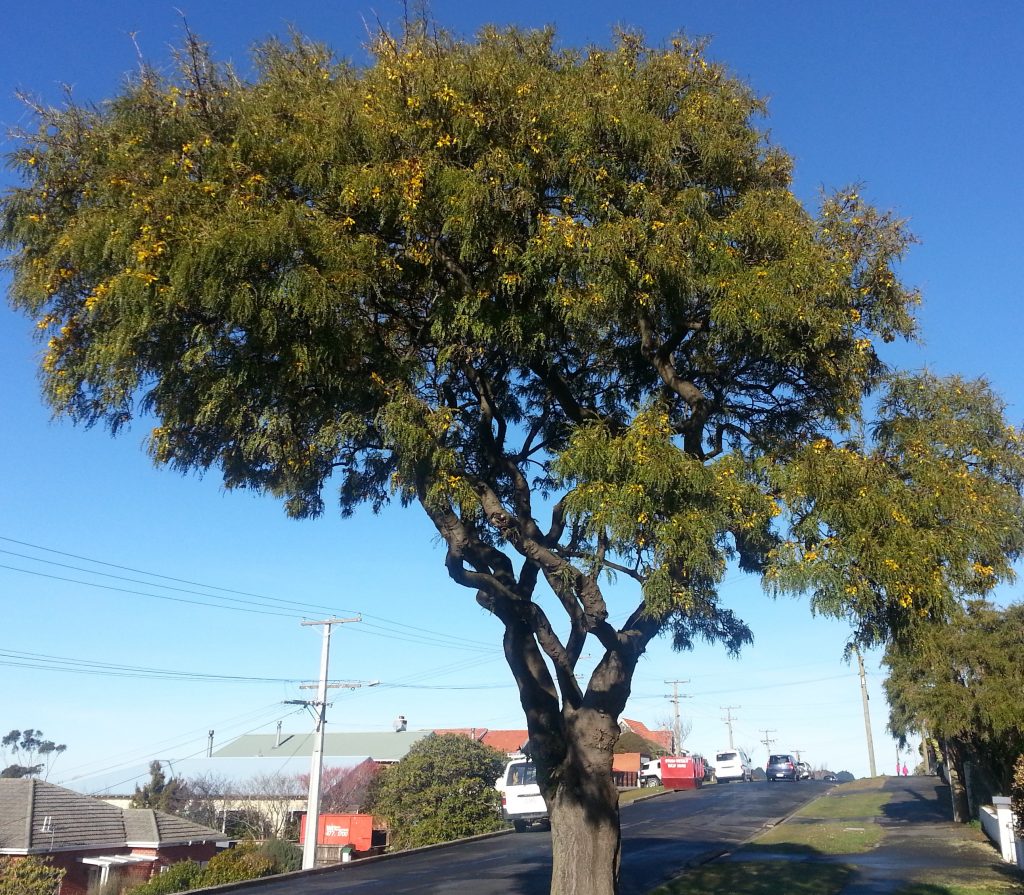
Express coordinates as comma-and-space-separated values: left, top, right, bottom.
275, 720, 282, 748
207, 730, 214, 757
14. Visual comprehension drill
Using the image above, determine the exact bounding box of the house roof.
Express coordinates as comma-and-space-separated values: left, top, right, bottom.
431, 729, 529, 755
621, 719, 673, 751
480, 730, 529, 754
0, 779, 224, 855
211, 730, 433, 762
433, 728, 487, 741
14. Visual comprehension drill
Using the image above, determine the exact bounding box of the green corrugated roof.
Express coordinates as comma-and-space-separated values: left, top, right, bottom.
211, 730, 433, 762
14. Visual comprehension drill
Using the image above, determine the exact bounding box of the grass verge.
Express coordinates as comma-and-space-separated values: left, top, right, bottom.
895, 884, 1024, 895
649, 861, 854, 895
748, 821, 884, 855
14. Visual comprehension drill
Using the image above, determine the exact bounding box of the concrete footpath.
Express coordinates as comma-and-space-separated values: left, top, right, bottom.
723, 775, 1023, 894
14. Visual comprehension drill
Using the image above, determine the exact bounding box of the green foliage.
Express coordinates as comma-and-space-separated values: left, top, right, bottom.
615, 730, 666, 755
0, 856, 65, 895
124, 841, 295, 895
256, 837, 302, 873
365, 734, 507, 850
131, 761, 188, 814
884, 601, 1024, 793
200, 843, 276, 885
124, 860, 203, 895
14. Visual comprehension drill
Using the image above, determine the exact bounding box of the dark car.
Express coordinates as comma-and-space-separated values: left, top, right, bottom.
766, 753, 799, 782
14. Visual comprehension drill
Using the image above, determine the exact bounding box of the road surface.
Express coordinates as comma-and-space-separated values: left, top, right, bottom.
218, 780, 826, 894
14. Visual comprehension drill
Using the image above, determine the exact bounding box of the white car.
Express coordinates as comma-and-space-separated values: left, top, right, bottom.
714, 749, 753, 783
495, 758, 549, 832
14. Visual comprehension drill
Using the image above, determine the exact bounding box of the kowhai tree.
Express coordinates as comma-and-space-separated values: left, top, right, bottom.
4, 23, 1024, 894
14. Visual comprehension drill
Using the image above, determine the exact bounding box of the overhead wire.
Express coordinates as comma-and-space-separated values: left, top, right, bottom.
0, 536, 499, 653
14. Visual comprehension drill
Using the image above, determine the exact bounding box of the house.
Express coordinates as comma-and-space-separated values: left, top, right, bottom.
620, 718, 674, 753
0, 778, 229, 895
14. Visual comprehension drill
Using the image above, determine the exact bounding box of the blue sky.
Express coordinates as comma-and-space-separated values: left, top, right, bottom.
1, 1, 1021, 787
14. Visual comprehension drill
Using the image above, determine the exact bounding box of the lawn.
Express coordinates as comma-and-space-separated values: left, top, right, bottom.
650, 861, 854, 895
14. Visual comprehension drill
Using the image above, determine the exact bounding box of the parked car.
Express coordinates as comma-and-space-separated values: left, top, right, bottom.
766, 753, 800, 782
822, 772, 839, 782
796, 761, 812, 780
495, 758, 549, 831
715, 749, 753, 783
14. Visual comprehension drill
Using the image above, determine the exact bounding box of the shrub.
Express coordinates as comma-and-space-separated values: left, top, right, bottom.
258, 837, 302, 873
124, 860, 203, 895
0, 856, 65, 895
1012, 753, 1024, 832
201, 843, 276, 885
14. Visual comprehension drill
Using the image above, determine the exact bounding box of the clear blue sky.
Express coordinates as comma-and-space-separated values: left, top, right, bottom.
2, 1, 1021, 786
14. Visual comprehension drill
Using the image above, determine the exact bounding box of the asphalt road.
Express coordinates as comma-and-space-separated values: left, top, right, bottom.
218, 780, 827, 895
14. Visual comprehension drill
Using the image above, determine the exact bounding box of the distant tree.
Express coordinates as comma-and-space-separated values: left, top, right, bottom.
298, 760, 379, 814
229, 772, 303, 840
0, 856, 65, 895
178, 772, 231, 831
836, 771, 856, 784
885, 600, 1024, 819
131, 761, 189, 814
366, 734, 506, 850
6, 20, 1024, 895
1, 729, 66, 780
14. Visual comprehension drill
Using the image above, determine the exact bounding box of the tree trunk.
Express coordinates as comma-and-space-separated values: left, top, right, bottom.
944, 739, 970, 823
548, 766, 621, 895
543, 710, 622, 895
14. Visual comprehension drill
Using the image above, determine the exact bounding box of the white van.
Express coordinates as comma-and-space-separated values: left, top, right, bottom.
495, 758, 549, 831
714, 749, 753, 783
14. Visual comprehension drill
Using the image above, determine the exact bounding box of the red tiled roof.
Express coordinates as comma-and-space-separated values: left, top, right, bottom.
433, 728, 487, 741
480, 730, 529, 754
430, 728, 529, 755
621, 718, 673, 751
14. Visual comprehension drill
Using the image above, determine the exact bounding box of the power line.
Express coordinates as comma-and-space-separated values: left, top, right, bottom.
0, 536, 499, 653
0, 562, 298, 618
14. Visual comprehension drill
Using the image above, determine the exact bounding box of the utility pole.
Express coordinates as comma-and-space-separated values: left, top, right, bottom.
721, 706, 740, 749
760, 729, 777, 755
664, 679, 690, 754
855, 647, 877, 777
293, 617, 360, 871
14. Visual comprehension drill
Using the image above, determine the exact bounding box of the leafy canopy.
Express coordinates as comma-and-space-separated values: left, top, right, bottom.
3, 20, 1023, 816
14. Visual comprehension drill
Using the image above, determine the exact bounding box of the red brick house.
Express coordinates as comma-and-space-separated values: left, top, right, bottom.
0, 778, 230, 894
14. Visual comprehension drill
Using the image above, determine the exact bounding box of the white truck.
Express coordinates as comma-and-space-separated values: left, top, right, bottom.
639, 757, 663, 787
495, 757, 549, 832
